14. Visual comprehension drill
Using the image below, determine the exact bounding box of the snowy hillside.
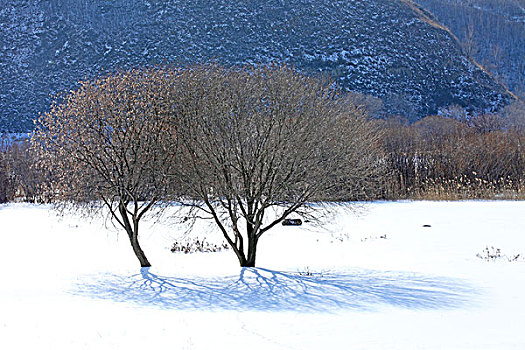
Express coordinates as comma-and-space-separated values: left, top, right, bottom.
1, 201, 524, 349
0, 0, 514, 131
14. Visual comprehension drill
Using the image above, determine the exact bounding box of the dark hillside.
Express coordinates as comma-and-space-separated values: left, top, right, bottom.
0, 0, 513, 131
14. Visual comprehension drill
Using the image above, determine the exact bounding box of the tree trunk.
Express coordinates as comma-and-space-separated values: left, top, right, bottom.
129, 234, 151, 267
243, 257, 256, 267
236, 221, 258, 267
118, 201, 151, 267
244, 233, 257, 267
235, 236, 257, 267
236, 253, 248, 267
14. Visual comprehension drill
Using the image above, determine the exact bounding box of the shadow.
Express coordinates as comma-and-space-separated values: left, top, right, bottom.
70, 267, 477, 312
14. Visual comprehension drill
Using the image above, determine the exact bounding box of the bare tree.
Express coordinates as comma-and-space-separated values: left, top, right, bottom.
462, 21, 478, 57
32, 68, 180, 267
170, 65, 384, 267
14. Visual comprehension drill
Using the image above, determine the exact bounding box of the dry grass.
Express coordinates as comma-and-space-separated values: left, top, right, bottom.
401, 176, 525, 201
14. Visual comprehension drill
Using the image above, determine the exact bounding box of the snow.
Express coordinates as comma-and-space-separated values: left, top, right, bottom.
1, 201, 524, 349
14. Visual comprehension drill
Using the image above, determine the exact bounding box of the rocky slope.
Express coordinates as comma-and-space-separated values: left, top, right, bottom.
0, 0, 514, 131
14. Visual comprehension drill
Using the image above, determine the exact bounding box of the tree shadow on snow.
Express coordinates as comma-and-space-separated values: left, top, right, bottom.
71, 267, 477, 312
71, 268, 476, 312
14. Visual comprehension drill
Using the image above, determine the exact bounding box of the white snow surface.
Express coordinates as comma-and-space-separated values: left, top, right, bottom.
1, 201, 524, 349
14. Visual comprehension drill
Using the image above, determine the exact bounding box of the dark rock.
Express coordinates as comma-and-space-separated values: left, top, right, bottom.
282, 218, 303, 226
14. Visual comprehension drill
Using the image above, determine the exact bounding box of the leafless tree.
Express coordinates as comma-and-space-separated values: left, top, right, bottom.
462, 21, 478, 57
170, 65, 384, 267
0, 136, 13, 203
380, 112, 525, 199
31, 68, 181, 267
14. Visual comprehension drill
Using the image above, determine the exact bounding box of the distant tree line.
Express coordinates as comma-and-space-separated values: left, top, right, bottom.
7, 107, 525, 205
0, 137, 45, 203
380, 101, 525, 199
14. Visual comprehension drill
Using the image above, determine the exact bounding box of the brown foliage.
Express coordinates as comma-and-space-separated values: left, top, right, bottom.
0, 138, 46, 203
381, 114, 525, 199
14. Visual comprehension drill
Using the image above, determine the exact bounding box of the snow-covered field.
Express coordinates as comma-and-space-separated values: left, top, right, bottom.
1, 201, 524, 349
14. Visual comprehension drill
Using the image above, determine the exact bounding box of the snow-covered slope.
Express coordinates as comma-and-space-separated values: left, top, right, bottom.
1, 201, 524, 349
0, 0, 513, 131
